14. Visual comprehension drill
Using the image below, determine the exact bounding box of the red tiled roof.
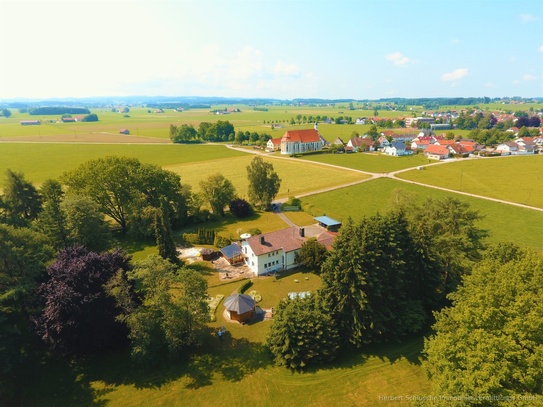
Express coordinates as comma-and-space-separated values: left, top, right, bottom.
246, 226, 305, 256
425, 144, 449, 155
269, 137, 282, 145
281, 129, 320, 143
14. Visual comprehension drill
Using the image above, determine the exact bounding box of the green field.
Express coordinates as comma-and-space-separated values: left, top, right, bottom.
0, 144, 246, 187
301, 178, 543, 249
302, 151, 430, 173
396, 155, 543, 209
164, 155, 369, 199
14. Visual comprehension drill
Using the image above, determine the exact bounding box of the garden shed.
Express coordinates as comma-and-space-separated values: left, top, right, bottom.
199, 248, 216, 261
219, 243, 244, 265
223, 293, 255, 323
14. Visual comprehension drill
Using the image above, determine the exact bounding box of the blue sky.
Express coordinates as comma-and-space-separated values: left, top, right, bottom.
1, 0, 542, 99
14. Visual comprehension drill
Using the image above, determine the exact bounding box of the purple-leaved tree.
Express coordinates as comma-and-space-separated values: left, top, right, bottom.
36, 245, 133, 355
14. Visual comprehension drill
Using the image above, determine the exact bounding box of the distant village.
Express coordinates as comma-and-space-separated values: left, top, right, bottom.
265, 111, 543, 159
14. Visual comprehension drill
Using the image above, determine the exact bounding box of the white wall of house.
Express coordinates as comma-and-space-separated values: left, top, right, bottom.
241, 241, 300, 276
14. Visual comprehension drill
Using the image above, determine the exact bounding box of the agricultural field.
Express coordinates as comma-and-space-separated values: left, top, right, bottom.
300, 178, 543, 249
301, 151, 430, 173
396, 155, 543, 209
0, 143, 246, 187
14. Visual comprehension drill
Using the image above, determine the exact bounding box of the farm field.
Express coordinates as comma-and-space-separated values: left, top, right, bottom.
302, 151, 430, 173
164, 154, 370, 199
0, 143, 247, 187
396, 155, 543, 209
300, 178, 543, 249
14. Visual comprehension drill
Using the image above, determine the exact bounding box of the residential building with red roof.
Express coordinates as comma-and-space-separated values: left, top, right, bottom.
265, 137, 282, 152
425, 144, 450, 160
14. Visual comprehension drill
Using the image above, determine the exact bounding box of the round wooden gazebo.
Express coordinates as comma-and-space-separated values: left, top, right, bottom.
223, 294, 255, 323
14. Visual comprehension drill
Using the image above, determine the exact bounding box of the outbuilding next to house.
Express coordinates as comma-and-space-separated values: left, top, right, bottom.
314, 216, 342, 232
220, 243, 244, 265
223, 293, 255, 323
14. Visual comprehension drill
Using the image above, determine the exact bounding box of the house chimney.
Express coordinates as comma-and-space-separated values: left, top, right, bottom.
299, 227, 305, 238
260, 236, 265, 245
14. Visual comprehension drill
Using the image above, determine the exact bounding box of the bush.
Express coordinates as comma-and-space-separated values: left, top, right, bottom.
182, 233, 199, 245
229, 198, 253, 218
197, 229, 215, 245
213, 235, 231, 248
247, 228, 261, 236
237, 279, 253, 293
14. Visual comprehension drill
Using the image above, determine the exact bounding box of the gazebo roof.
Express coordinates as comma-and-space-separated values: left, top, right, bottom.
224, 293, 255, 314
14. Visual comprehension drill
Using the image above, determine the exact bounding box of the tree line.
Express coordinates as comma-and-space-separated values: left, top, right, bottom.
28, 107, 91, 115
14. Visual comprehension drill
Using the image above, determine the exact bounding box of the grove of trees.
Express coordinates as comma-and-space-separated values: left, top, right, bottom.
423, 244, 543, 404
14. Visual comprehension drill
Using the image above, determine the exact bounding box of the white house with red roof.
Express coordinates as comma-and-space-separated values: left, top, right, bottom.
240, 226, 336, 276
280, 124, 324, 155
265, 137, 282, 152
347, 136, 374, 152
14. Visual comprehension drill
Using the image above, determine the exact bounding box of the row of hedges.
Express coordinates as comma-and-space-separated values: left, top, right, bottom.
182, 228, 231, 248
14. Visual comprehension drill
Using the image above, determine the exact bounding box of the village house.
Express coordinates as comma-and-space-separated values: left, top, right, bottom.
495, 142, 520, 155
241, 227, 307, 276
347, 136, 374, 152
425, 144, 450, 160
280, 124, 324, 155
240, 225, 336, 276
265, 137, 282, 152
411, 139, 431, 151
384, 141, 412, 156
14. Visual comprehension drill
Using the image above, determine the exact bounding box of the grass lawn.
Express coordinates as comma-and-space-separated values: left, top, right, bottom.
18, 265, 430, 407
301, 178, 543, 249
302, 152, 429, 173
397, 155, 543, 209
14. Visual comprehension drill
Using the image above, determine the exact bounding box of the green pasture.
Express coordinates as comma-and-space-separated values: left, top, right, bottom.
301, 178, 543, 249
163, 155, 369, 199
302, 151, 429, 173
0, 143, 246, 187
397, 155, 543, 209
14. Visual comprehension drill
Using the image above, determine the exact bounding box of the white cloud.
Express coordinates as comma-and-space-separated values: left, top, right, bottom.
523, 74, 538, 81
539, 45, 543, 53
274, 60, 301, 77
385, 52, 410, 66
441, 68, 469, 81
520, 13, 538, 23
